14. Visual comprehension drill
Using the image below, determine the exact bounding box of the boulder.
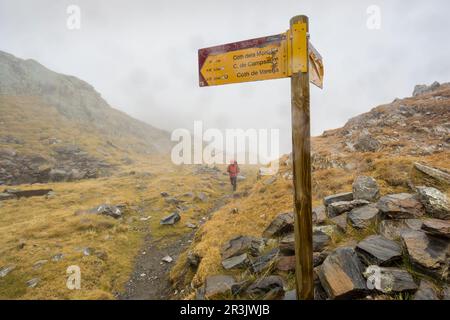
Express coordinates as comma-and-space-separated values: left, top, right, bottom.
222, 253, 249, 270
276, 256, 295, 272
262, 212, 294, 238
377, 193, 425, 219
416, 187, 450, 220
317, 247, 367, 299
352, 176, 380, 202
246, 276, 284, 296
204, 275, 236, 299
421, 218, 450, 238
221, 236, 265, 260
312, 206, 327, 225
354, 134, 381, 152
378, 219, 423, 241
250, 249, 279, 273
160, 212, 181, 225
363, 266, 417, 294
313, 230, 331, 252
327, 199, 370, 218
413, 280, 440, 300
279, 233, 295, 255
401, 230, 449, 280
330, 213, 348, 233
348, 204, 379, 229
356, 235, 402, 266
313, 251, 330, 267
323, 192, 353, 207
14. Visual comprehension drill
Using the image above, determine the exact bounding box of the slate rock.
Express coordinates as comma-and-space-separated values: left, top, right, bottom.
246, 276, 284, 296
363, 266, 417, 294
348, 204, 379, 229
313, 251, 330, 267
262, 212, 294, 238
250, 249, 279, 273
356, 235, 402, 266
401, 230, 449, 280
413, 280, 440, 300
313, 230, 331, 252
221, 236, 265, 260
204, 275, 236, 299
421, 218, 450, 238
327, 199, 370, 218
0, 265, 16, 278
377, 193, 425, 219
323, 192, 353, 207
222, 253, 249, 270
279, 233, 295, 255
378, 219, 423, 241
160, 212, 181, 225
276, 256, 295, 272
312, 206, 327, 225
194, 192, 208, 202
352, 176, 380, 202
416, 186, 450, 220
331, 213, 348, 233
317, 247, 367, 299
283, 289, 297, 300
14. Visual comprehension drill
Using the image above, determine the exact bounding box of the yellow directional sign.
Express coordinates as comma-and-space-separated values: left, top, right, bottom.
199, 34, 288, 86
198, 25, 323, 88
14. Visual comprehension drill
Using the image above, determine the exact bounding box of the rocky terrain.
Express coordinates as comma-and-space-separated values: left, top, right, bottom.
170, 82, 450, 300
0, 51, 172, 185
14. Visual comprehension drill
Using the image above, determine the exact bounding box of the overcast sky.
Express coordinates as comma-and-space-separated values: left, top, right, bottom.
1, 0, 449, 155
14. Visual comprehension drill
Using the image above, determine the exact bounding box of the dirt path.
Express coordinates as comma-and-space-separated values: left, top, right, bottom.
118, 195, 231, 300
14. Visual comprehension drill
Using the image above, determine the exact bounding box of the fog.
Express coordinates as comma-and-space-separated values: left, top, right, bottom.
1, 0, 449, 155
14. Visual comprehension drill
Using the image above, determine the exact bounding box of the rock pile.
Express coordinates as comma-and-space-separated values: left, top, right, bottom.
196, 175, 450, 300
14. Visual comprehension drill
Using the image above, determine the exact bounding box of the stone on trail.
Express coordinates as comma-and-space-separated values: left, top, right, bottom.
348, 204, 379, 229
313, 230, 331, 253
203, 275, 236, 299
222, 253, 249, 270
246, 276, 285, 296
312, 206, 327, 225
413, 280, 440, 300
377, 193, 425, 219
160, 212, 181, 225
262, 212, 294, 238
421, 218, 450, 238
323, 192, 353, 207
327, 199, 370, 218
416, 186, 450, 220
378, 219, 423, 241
161, 255, 173, 263
187, 251, 201, 268
221, 236, 265, 260
352, 176, 380, 202
317, 247, 367, 299
26, 278, 40, 288
356, 235, 402, 266
363, 266, 417, 294
401, 230, 448, 280
276, 255, 295, 272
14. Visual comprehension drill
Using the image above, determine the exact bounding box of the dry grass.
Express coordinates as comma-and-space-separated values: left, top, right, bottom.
0, 157, 239, 299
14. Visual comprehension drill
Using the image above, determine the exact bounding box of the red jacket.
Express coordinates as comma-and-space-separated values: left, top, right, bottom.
227, 164, 240, 177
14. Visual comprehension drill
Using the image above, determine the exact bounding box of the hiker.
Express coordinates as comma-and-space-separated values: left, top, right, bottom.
227, 160, 240, 192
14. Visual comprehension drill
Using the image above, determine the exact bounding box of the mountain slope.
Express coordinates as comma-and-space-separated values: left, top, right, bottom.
170, 82, 450, 300
0, 51, 172, 184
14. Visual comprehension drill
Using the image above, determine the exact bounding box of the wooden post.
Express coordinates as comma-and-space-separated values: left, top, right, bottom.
290, 15, 313, 300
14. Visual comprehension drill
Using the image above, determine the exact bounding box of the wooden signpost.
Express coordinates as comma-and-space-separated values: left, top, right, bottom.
198, 15, 323, 300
